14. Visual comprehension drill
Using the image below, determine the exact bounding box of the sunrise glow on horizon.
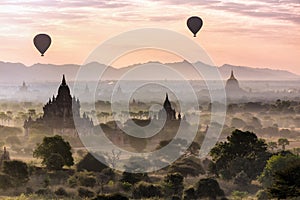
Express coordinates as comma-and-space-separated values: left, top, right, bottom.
0, 0, 299, 73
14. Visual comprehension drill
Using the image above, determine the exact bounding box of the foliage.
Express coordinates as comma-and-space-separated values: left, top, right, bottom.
231, 190, 248, 200
77, 152, 107, 172
267, 159, 300, 199
163, 172, 184, 197
67, 175, 78, 188
210, 129, 271, 180
277, 138, 289, 151
234, 170, 251, 186
69, 171, 97, 188
33, 135, 74, 169
169, 156, 205, 177
93, 193, 129, 200
121, 181, 132, 192
54, 187, 69, 197
267, 141, 278, 153
35, 188, 52, 196
259, 153, 300, 188
78, 173, 97, 187
120, 172, 148, 185
196, 178, 224, 199
256, 190, 269, 200
132, 181, 162, 199
183, 186, 196, 200
2, 160, 29, 184
45, 153, 64, 170
0, 173, 12, 189
78, 186, 95, 198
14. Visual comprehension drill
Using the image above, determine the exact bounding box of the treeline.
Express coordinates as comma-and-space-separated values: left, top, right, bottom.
0, 129, 299, 199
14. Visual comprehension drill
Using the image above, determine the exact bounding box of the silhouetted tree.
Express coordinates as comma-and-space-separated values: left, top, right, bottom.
33, 135, 73, 169
163, 173, 184, 197
278, 138, 289, 151
2, 160, 29, 185
259, 153, 300, 188
267, 160, 300, 199
196, 178, 224, 199
210, 129, 271, 180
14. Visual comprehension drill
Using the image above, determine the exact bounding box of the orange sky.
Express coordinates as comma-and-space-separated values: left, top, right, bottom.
0, 0, 299, 73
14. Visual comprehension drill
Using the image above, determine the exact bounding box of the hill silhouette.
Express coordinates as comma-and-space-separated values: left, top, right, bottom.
0, 61, 298, 83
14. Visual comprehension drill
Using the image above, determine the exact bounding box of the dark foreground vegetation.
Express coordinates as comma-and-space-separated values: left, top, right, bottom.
0, 129, 298, 199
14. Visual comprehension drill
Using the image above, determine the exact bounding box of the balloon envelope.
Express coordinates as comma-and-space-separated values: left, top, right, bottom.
187, 16, 203, 37
33, 34, 51, 56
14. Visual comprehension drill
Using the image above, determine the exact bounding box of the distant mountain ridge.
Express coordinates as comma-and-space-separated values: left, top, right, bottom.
0, 61, 299, 83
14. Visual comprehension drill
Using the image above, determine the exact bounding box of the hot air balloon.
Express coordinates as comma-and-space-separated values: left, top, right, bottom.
33, 34, 51, 56
187, 16, 203, 37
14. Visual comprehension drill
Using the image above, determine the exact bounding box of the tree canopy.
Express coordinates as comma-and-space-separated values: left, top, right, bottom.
33, 135, 74, 169
210, 129, 271, 180
267, 159, 300, 199
259, 152, 300, 188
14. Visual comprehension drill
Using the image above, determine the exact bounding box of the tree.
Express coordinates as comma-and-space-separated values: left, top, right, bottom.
267, 141, 278, 153
183, 187, 196, 200
267, 160, 300, 199
210, 129, 271, 180
33, 135, 73, 169
163, 173, 184, 197
196, 178, 224, 199
45, 153, 64, 170
2, 160, 29, 185
259, 153, 300, 188
277, 138, 289, 151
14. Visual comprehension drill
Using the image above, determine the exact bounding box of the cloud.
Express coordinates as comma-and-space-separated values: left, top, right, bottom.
0, 0, 131, 9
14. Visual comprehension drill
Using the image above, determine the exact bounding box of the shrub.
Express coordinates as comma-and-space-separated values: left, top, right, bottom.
120, 172, 148, 185
121, 182, 132, 192
256, 190, 268, 200
196, 178, 224, 199
25, 187, 34, 194
55, 187, 68, 197
2, 160, 29, 184
183, 186, 196, 200
35, 188, 52, 195
163, 173, 184, 197
132, 181, 162, 199
93, 193, 129, 200
234, 171, 251, 186
67, 175, 78, 188
79, 175, 97, 187
77, 171, 97, 187
171, 196, 181, 200
0, 173, 12, 190
78, 186, 95, 198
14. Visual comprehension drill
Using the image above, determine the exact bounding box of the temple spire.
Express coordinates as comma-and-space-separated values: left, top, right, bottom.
62, 74, 66, 86
230, 70, 235, 79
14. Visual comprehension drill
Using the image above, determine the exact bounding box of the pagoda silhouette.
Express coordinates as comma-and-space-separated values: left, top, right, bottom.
158, 93, 181, 120
24, 75, 93, 136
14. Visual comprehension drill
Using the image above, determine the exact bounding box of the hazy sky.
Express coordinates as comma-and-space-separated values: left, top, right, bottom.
0, 0, 299, 73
